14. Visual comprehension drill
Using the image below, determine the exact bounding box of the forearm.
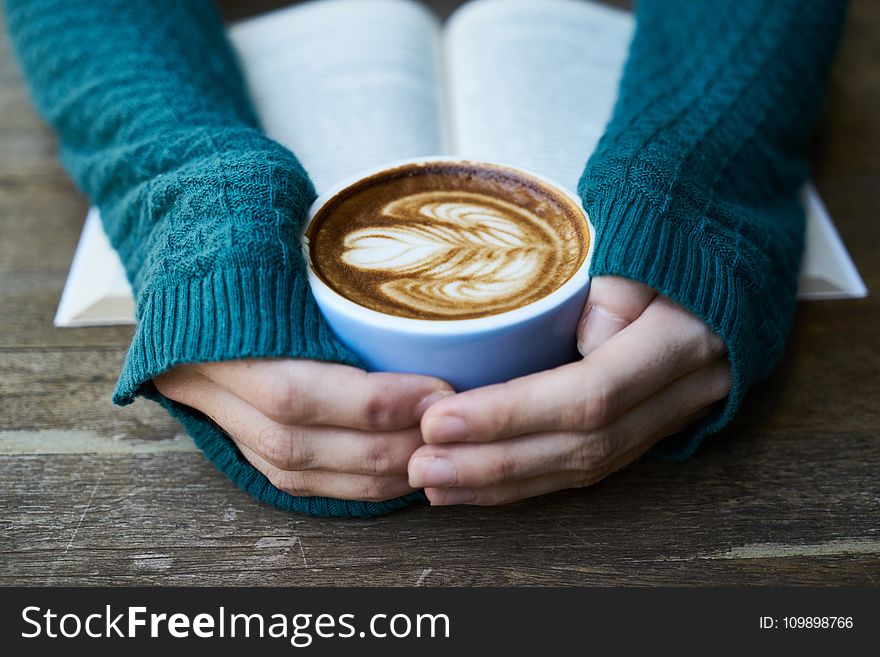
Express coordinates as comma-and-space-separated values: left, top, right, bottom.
5, 0, 360, 386
4, 0, 384, 517
5, 0, 303, 292
580, 0, 846, 458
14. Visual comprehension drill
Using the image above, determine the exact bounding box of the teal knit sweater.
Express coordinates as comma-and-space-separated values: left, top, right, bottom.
4, 0, 845, 517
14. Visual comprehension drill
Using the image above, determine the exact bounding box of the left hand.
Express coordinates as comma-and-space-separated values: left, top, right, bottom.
407, 276, 732, 506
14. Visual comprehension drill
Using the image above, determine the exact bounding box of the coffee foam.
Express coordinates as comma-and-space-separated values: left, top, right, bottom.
307, 163, 588, 320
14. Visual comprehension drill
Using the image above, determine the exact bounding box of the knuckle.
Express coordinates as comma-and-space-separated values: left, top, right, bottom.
497, 400, 529, 437
364, 439, 397, 476
574, 432, 618, 470
361, 380, 400, 430
576, 383, 615, 430
491, 450, 521, 483
256, 425, 308, 471
571, 445, 617, 486
255, 425, 288, 468
261, 372, 317, 425
273, 471, 312, 497
261, 377, 300, 423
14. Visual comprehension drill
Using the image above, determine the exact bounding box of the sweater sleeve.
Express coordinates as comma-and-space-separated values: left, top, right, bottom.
4, 0, 425, 517
580, 0, 846, 460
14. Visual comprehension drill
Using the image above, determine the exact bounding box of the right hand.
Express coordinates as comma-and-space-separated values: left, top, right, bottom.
154, 359, 454, 501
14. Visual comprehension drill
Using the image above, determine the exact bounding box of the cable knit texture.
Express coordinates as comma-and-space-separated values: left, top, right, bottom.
4, 0, 844, 515
580, 0, 845, 459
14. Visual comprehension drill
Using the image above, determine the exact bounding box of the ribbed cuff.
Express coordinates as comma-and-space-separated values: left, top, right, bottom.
113, 266, 363, 403
114, 265, 427, 517
583, 184, 760, 462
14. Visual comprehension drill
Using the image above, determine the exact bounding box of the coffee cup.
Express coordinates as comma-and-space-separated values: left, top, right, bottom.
302, 157, 594, 391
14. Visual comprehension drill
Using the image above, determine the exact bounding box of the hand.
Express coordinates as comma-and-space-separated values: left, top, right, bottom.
154, 359, 453, 501
408, 276, 732, 506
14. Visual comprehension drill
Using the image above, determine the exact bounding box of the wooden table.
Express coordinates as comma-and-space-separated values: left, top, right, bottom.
1, 2, 877, 586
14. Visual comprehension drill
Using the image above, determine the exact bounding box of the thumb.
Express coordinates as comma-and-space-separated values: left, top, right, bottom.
577, 276, 657, 356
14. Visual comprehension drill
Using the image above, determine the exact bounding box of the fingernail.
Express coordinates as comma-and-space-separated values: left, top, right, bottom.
578, 305, 629, 356
430, 488, 475, 506
423, 415, 470, 442
415, 389, 455, 416
409, 457, 457, 488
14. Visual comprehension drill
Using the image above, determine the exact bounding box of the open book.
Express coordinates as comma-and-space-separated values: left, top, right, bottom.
55, 0, 866, 326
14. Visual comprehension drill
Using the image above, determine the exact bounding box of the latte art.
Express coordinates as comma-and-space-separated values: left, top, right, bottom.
306, 162, 589, 320
340, 192, 562, 317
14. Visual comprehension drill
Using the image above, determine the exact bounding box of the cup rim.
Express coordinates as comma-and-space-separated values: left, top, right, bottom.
302, 157, 595, 335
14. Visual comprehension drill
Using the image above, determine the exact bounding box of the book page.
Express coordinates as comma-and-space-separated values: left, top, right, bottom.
444, 0, 634, 192
53, 208, 135, 327
229, 0, 445, 193
798, 185, 867, 300
55, 1, 866, 327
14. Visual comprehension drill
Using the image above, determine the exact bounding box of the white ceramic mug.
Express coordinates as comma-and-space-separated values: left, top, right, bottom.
302, 157, 595, 391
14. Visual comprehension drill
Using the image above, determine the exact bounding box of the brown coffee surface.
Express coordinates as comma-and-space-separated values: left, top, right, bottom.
306, 162, 589, 320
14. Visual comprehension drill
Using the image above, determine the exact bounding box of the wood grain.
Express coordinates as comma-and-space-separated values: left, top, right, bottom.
0, 1, 877, 586
1, 429, 877, 586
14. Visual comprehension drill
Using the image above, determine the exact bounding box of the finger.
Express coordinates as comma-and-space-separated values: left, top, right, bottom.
467, 395, 718, 506
424, 467, 616, 506
424, 438, 652, 505
424, 431, 653, 506
427, 413, 724, 510
422, 297, 727, 444
236, 441, 415, 502
413, 359, 731, 490
653, 405, 715, 441
157, 368, 424, 476
577, 276, 657, 356
193, 359, 454, 430
409, 432, 583, 489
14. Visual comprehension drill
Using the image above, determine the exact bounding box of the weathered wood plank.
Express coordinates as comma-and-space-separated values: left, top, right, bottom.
0, 350, 179, 437
0, 430, 195, 455
0, 429, 876, 586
